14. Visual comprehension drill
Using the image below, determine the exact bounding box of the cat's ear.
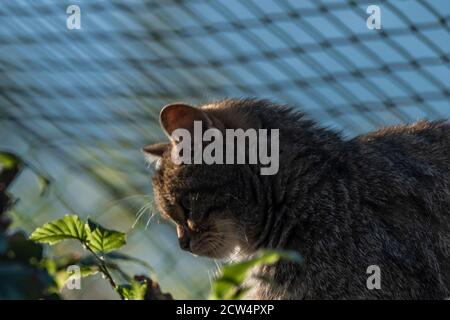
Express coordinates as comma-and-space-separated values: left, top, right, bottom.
159, 103, 213, 140
141, 142, 169, 165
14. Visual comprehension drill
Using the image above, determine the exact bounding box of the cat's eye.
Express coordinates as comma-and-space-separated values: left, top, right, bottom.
180, 196, 193, 220
180, 196, 191, 211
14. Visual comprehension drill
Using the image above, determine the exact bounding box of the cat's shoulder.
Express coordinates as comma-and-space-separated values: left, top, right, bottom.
354, 119, 450, 144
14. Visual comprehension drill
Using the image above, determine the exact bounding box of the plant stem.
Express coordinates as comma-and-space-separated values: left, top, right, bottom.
85, 244, 126, 300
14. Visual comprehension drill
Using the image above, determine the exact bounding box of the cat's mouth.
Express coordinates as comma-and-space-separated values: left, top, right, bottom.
174, 213, 241, 259
188, 234, 233, 259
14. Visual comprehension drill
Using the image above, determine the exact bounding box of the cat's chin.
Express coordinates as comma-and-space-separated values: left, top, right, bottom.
191, 245, 243, 260
190, 245, 233, 259
190, 250, 229, 259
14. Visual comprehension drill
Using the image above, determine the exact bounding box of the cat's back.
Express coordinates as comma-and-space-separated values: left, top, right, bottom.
354, 119, 450, 173
351, 119, 450, 223
357, 119, 449, 149
312, 120, 450, 299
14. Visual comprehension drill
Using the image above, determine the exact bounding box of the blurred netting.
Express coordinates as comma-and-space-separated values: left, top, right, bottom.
0, 0, 449, 298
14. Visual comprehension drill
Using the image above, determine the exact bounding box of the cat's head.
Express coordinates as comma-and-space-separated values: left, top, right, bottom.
142, 101, 265, 259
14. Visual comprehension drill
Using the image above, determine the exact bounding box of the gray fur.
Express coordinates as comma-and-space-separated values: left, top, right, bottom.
147, 99, 450, 299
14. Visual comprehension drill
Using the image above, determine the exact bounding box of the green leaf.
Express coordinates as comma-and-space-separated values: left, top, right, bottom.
54, 265, 99, 290
85, 219, 126, 255
0, 152, 22, 170
209, 250, 302, 300
29, 215, 87, 245
29, 215, 126, 254
116, 280, 147, 300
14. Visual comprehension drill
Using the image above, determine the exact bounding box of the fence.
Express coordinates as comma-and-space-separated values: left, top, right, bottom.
0, 0, 449, 298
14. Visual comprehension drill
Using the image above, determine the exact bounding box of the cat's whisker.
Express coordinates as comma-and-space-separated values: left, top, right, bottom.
213, 259, 221, 271
207, 269, 213, 287
132, 202, 152, 228
145, 208, 156, 230
132, 199, 156, 229
243, 232, 249, 243
216, 220, 249, 246
110, 194, 151, 204
228, 246, 243, 263
106, 194, 151, 210
203, 235, 221, 257
101, 194, 153, 221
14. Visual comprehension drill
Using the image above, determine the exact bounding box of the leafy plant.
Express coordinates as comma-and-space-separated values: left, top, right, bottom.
1, 151, 159, 300
29, 213, 303, 300
29, 214, 165, 300
29, 215, 127, 257
0, 150, 160, 300
209, 250, 302, 300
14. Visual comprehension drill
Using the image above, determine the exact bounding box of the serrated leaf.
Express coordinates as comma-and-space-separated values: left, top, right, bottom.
54, 265, 99, 290
116, 280, 147, 300
85, 219, 126, 255
29, 215, 87, 245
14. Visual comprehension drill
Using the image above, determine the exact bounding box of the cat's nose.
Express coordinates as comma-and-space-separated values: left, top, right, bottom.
176, 225, 192, 251
179, 235, 191, 251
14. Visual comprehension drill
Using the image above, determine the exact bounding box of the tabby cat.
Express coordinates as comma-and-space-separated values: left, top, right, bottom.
142, 99, 449, 299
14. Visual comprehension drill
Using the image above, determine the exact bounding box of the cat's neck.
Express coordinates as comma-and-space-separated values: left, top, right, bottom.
247, 109, 348, 252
